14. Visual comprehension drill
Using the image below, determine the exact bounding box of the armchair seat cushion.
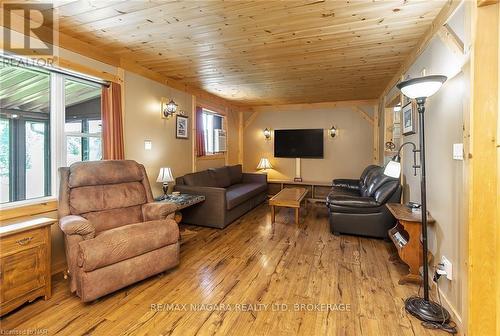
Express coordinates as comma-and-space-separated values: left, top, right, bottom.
226, 183, 267, 210
78, 219, 179, 272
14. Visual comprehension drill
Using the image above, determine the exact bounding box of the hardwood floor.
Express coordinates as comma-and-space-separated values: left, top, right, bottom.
1, 204, 454, 335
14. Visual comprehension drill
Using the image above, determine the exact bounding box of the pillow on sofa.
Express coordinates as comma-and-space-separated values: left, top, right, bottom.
209, 167, 232, 188
183, 171, 217, 187
227, 164, 243, 185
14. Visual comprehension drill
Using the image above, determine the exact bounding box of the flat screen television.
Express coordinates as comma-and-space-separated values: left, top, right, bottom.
274, 129, 324, 158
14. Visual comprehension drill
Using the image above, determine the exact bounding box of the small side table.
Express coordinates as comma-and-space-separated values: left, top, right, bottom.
155, 194, 205, 223
0, 217, 56, 316
386, 203, 435, 285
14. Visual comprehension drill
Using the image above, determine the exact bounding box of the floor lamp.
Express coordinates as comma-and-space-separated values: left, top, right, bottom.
384, 75, 455, 329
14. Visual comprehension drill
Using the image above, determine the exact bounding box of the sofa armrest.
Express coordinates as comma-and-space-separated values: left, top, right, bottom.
59, 215, 95, 239
242, 173, 267, 184
332, 179, 360, 190
329, 195, 379, 208
174, 185, 226, 198
142, 202, 177, 221
173, 185, 227, 227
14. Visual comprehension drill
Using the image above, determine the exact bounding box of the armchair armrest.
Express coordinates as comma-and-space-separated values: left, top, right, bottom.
59, 215, 95, 239
329, 195, 379, 208
242, 173, 267, 184
332, 178, 360, 190
142, 202, 178, 221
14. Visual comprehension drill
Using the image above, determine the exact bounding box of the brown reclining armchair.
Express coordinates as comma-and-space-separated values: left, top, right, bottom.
58, 160, 179, 302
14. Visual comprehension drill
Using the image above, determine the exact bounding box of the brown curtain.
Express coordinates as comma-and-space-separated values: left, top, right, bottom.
102, 82, 125, 160
196, 106, 206, 157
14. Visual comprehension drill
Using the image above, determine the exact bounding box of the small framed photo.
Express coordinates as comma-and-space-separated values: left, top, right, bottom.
402, 101, 417, 135
176, 115, 189, 139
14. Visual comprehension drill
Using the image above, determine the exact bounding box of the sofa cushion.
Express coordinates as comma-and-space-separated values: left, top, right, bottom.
78, 219, 179, 272
70, 182, 147, 215
183, 170, 217, 187
226, 183, 267, 210
209, 167, 232, 188
69, 160, 143, 188
360, 166, 383, 196
227, 165, 243, 185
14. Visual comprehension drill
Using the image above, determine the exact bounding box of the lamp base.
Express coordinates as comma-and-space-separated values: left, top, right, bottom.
405, 296, 450, 323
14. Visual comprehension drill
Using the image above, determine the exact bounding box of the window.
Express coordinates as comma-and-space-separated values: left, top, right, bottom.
0, 61, 102, 204
202, 109, 226, 155
64, 78, 102, 166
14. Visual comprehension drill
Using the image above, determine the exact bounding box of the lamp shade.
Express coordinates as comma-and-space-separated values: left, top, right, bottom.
156, 167, 174, 183
396, 75, 447, 99
384, 160, 401, 178
257, 158, 273, 170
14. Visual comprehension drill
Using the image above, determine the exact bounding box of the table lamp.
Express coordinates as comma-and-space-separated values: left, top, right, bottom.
157, 167, 174, 198
257, 158, 273, 173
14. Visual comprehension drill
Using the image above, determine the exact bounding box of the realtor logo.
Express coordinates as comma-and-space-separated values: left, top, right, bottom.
2, 3, 55, 56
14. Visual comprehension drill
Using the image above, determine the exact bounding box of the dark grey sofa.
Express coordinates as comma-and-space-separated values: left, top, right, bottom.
174, 165, 267, 228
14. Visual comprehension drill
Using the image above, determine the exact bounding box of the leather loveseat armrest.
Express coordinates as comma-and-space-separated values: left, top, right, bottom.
59, 215, 95, 239
332, 179, 360, 191
142, 202, 177, 221
329, 195, 379, 208
241, 173, 267, 184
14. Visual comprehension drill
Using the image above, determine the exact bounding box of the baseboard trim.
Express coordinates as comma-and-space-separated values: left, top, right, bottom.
437, 285, 464, 334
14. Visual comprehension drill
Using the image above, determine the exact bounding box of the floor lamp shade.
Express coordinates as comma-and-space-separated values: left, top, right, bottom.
396, 75, 447, 99
384, 160, 401, 178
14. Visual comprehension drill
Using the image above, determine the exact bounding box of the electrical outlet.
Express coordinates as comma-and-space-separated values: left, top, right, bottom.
441, 256, 453, 280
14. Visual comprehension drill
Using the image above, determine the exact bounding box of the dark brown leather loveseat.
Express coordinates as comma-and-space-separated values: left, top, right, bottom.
174, 165, 267, 228
326, 165, 402, 238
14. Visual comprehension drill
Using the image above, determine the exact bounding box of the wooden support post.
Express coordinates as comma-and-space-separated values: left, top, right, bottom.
467, 2, 499, 335
238, 111, 244, 165
373, 104, 380, 164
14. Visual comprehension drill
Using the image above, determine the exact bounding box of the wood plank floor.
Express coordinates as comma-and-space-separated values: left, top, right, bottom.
1, 204, 455, 335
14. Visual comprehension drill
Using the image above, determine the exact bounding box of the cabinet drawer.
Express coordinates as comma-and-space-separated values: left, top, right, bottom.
0, 245, 47, 303
0, 228, 45, 257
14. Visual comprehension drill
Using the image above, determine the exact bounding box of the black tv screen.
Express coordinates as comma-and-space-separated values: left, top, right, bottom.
274, 129, 324, 158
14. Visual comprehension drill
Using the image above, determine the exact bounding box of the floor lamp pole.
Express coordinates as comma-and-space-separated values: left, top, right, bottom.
417, 97, 430, 301
404, 98, 452, 327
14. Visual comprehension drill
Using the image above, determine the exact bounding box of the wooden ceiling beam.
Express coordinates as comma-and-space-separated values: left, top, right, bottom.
379, 0, 463, 99
437, 23, 465, 55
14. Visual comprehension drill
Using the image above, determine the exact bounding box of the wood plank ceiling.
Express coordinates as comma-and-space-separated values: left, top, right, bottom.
44, 0, 447, 106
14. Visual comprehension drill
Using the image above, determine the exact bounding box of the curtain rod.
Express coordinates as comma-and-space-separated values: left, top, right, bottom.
1, 53, 111, 88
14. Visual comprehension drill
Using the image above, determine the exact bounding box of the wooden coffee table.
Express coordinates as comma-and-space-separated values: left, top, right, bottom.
269, 187, 308, 224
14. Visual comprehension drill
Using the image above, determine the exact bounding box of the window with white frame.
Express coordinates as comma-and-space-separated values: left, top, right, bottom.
201, 109, 226, 155
0, 60, 103, 204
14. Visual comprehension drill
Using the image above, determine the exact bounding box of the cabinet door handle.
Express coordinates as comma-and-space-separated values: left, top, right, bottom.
16, 237, 33, 245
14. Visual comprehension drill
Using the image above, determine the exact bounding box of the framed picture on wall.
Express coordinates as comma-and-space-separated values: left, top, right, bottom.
176, 115, 189, 139
402, 101, 417, 135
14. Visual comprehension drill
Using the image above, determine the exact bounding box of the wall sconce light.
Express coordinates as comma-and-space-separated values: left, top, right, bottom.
394, 103, 402, 112
263, 128, 271, 140
161, 97, 178, 119
144, 140, 152, 150
329, 125, 337, 138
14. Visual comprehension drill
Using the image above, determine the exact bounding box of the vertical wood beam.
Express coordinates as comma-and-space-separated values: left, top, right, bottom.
468, 3, 499, 336
238, 111, 244, 166
191, 95, 197, 173
373, 104, 380, 164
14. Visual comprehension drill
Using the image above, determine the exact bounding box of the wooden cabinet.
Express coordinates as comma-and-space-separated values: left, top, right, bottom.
386, 203, 434, 285
0, 217, 55, 316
